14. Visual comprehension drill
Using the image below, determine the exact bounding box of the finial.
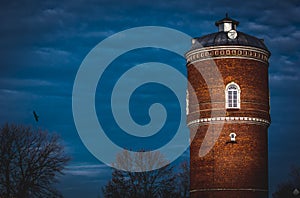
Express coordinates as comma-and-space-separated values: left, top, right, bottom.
226, 13, 228, 18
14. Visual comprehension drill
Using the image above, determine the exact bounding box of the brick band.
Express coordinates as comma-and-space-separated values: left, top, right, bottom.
185, 46, 270, 64
187, 116, 270, 127
190, 188, 268, 193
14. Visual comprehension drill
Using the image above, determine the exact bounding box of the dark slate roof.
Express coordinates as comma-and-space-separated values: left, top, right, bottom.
190, 31, 269, 51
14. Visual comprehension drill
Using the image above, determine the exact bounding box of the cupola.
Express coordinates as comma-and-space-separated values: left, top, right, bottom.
215, 13, 239, 32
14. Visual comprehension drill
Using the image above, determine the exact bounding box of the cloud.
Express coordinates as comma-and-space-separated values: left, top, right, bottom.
34, 47, 71, 58
270, 74, 298, 82
1, 0, 300, 197
64, 163, 110, 177
0, 78, 56, 87
0, 77, 71, 99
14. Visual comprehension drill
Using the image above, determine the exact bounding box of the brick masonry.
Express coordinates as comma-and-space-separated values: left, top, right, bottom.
187, 49, 270, 198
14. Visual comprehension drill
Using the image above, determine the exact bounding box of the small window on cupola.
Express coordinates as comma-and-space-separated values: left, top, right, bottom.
225, 82, 241, 109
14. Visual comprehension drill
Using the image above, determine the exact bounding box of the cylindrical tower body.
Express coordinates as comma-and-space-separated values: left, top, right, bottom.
186, 16, 271, 198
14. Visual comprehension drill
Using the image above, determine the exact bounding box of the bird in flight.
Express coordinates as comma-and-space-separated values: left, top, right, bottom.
33, 111, 39, 122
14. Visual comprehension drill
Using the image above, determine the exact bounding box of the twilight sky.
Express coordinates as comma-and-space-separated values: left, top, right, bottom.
1, 0, 300, 197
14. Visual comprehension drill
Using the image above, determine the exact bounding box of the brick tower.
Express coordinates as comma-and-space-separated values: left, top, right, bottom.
186, 15, 271, 198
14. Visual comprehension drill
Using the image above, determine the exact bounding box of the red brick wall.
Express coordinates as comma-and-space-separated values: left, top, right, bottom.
188, 57, 270, 198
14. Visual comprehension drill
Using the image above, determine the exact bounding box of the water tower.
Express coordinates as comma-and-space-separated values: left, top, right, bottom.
186, 15, 271, 198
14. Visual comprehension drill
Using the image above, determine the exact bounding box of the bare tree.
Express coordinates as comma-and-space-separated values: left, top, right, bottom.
273, 167, 300, 198
177, 161, 189, 198
0, 123, 70, 198
102, 150, 179, 198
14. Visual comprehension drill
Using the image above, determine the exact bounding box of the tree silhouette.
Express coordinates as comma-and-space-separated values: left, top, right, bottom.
0, 123, 70, 198
273, 167, 300, 198
177, 161, 189, 198
102, 150, 181, 198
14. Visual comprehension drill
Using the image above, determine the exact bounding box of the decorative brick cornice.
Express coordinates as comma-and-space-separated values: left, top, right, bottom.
187, 116, 270, 127
185, 46, 270, 64
190, 188, 268, 193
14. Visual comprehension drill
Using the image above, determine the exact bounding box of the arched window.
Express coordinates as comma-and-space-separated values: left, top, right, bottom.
225, 82, 241, 109
229, 133, 237, 142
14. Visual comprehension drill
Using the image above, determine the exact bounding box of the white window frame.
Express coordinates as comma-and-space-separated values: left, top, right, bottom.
229, 133, 237, 142
225, 82, 241, 109
186, 90, 189, 115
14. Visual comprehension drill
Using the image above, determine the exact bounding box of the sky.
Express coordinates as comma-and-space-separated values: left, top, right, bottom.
1, 0, 300, 197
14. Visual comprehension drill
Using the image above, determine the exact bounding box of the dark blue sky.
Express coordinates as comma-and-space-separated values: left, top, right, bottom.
1, 0, 300, 197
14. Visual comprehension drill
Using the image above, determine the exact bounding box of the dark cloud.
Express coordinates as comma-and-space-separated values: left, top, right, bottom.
0, 0, 299, 197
